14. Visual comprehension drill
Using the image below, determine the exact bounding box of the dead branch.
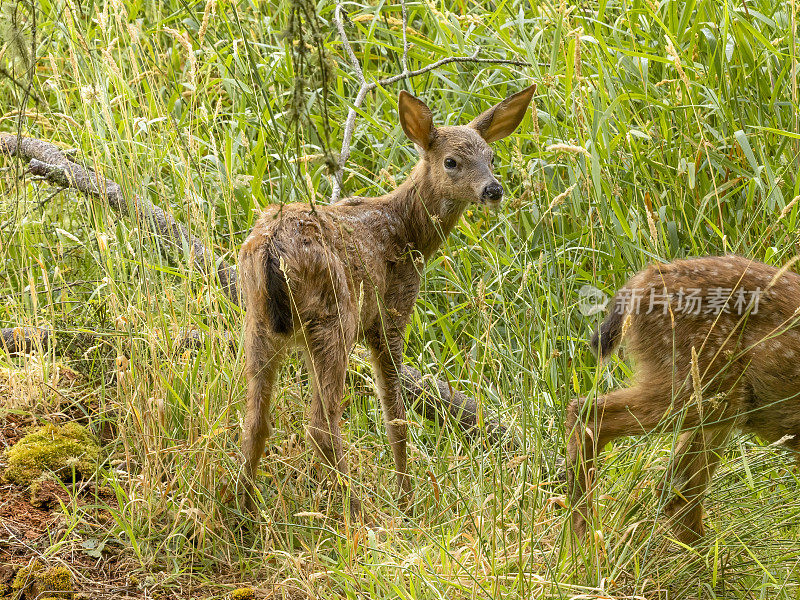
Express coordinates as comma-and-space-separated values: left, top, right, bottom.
400, 365, 515, 447
330, 2, 530, 202
1, 327, 50, 355
0, 135, 516, 446
0, 135, 240, 304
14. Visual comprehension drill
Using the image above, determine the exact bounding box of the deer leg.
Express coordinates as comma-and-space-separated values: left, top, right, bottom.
241, 326, 286, 514
369, 331, 412, 513
659, 425, 733, 544
566, 382, 697, 539
304, 325, 362, 519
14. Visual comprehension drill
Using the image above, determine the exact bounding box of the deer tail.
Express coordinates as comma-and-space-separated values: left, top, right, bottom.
590, 293, 626, 360
265, 246, 293, 335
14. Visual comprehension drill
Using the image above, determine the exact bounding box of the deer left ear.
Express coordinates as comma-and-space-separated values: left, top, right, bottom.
469, 84, 536, 143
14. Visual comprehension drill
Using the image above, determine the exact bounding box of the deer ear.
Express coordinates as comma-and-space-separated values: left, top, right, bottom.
398, 90, 436, 150
469, 84, 536, 143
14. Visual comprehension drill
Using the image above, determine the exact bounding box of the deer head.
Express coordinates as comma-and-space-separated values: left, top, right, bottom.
398, 84, 536, 211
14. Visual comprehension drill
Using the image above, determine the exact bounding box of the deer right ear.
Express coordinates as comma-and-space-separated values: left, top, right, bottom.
470, 84, 536, 143
398, 91, 436, 150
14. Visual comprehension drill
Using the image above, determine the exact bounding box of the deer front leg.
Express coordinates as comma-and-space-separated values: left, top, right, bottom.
368, 330, 412, 513
659, 425, 733, 544
566, 383, 686, 539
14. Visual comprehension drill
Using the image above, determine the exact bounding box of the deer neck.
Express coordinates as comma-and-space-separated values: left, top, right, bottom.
386, 162, 466, 261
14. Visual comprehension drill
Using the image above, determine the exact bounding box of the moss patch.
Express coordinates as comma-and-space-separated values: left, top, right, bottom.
35, 565, 73, 597
3, 423, 99, 486
10, 561, 73, 599
229, 588, 256, 600
11, 561, 40, 595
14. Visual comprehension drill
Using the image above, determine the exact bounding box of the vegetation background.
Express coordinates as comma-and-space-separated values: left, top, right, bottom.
1, 0, 799, 597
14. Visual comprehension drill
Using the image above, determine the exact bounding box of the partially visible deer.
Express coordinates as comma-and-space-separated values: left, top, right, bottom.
239, 85, 536, 518
567, 255, 800, 543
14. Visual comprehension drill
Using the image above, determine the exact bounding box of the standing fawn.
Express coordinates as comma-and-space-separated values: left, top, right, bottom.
239, 84, 536, 518
568, 255, 800, 543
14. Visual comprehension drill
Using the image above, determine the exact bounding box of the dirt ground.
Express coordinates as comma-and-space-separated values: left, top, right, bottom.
0, 424, 138, 599
0, 380, 275, 600
1, 380, 188, 599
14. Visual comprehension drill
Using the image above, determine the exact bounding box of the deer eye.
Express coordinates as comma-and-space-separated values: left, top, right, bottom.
444, 157, 457, 170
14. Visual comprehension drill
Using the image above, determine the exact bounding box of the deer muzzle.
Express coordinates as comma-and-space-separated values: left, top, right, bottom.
481, 182, 503, 208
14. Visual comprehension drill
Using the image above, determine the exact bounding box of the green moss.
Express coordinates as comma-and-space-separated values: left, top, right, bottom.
11, 561, 42, 593
230, 588, 256, 600
10, 562, 73, 599
35, 566, 72, 595
3, 423, 99, 486
29, 472, 57, 507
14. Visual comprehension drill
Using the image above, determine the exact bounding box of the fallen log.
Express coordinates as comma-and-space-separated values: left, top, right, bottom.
0, 135, 239, 303
1, 327, 51, 356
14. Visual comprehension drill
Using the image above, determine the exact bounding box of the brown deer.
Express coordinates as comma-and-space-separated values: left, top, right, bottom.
238, 85, 536, 518
567, 255, 800, 543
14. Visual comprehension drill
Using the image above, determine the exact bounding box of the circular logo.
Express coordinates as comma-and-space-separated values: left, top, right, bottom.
578, 284, 608, 316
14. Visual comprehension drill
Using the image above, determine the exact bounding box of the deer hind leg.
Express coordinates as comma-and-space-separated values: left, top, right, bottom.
659, 425, 733, 544
368, 330, 412, 513
660, 379, 749, 543
241, 323, 287, 513
566, 381, 696, 539
303, 322, 362, 519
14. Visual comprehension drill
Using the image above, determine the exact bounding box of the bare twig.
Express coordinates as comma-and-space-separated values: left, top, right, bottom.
329, 2, 530, 202
0, 65, 44, 105
0, 186, 65, 232
400, 1, 409, 74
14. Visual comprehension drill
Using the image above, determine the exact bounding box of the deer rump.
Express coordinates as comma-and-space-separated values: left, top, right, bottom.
241, 205, 399, 340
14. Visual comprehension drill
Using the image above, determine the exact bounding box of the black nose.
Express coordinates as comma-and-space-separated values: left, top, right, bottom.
482, 182, 503, 202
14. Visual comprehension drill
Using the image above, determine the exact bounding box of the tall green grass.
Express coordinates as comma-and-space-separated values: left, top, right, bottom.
2, 0, 799, 597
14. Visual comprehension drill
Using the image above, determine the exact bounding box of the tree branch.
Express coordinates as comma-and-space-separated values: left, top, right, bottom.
0, 135, 240, 304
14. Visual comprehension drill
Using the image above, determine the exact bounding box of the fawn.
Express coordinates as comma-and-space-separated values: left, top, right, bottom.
238, 84, 536, 518
567, 255, 800, 543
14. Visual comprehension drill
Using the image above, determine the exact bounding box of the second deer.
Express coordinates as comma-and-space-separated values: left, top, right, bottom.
239, 84, 536, 518
567, 255, 800, 543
